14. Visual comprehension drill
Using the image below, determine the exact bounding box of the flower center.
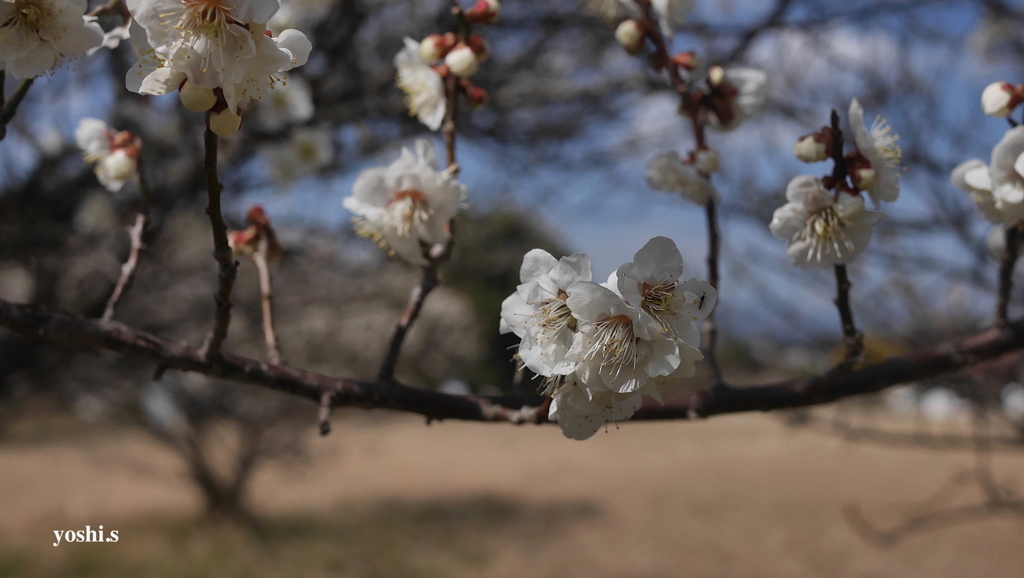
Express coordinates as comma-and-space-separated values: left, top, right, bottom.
386, 189, 432, 238
584, 314, 638, 373
795, 206, 855, 263
640, 281, 678, 333
397, 68, 439, 117
528, 289, 576, 345
3, 0, 52, 35
869, 115, 904, 171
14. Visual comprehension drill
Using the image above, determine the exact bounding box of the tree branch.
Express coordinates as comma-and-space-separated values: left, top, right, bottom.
0, 78, 34, 142
703, 198, 723, 385
199, 127, 238, 359
833, 264, 863, 362
101, 169, 153, 322
6, 299, 1024, 425
251, 235, 283, 365
996, 224, 1021, 326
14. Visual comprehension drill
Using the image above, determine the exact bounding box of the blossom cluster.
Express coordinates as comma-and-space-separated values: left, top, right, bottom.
500, 237, 714, 440
769, 98, 902, 269
395, 1, 497, 131
343, 140, 466, 266
0, 0, 103, 78
951, 81, 1024, 229
125, 0, 312, 136
74, 118, 142, 193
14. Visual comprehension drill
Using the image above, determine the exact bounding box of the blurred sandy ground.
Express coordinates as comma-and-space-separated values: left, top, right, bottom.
1, 413, 1023, 577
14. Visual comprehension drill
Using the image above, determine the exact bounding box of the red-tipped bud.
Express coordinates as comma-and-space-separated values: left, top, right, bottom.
445, 43, 480, 77
466, 35, 489, 61
419, 33, 456, 63
246, 205, 271, 229
981, 81, 1023, 117
671, 51, 701, 71
464, 0, 500, 25
615, 19, 646, 56
461, 81, 488, 107
793, 128, 833, 163
845, 150, 875, 191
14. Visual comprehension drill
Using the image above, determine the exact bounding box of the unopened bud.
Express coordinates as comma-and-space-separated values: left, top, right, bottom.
247, 205, 271, 228
466, 35, 489, 62
671, 51, 700, 71
793, 131, 830, 163
465, 0, 500, 25
707, 65, 725, 88
101, 149, 139, 182
851, 166, 876, 191
179, 81, 217, 112
444, 44, 479, 78
981, 81, 1020, 117
462, 82, 488, 107
615, 19, 646, 56
229, 228, 258, 255
419, 33, 454, 63
209, 107, 242, 137
693, 148, 719, 174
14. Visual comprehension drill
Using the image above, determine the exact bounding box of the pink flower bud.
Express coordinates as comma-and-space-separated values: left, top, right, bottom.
671, 51, 700, 71
462, 82, 488, 108
444, 44, 479, 78
615, 19, 646, 56
465, 0, 500, 25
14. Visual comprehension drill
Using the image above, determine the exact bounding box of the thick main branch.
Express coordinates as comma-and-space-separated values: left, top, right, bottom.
5, 299, 1024, 425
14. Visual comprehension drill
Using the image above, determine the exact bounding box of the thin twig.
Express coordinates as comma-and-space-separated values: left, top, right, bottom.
251, 235, 284, 365
101, 168, 153, 322
318, 391, 334, 436
996, 224, 1021, 326
834, 264, 863, 362
0, 78, 34, 142
199, 127, 238, 359
634, 0, 687, 96
378, 262, 442, 382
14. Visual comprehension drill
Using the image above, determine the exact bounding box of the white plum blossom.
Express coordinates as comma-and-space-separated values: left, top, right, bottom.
565, 280, 680, 394
848, 98, 903, 205
646, 150, 719, 205
74, 118, 140, 193
500, 238, 716, 440
262, 125, 333, 183
951, 158, 1007, 224
548, 374, 642, 440
986, 126, 1024, 224
0, 0, 103, 78
395, 37, 446, 131
705, 67, 767, 132
769, 175, 885, 269
126, 0, 311, 115
614, 236, 713, 346
344, 140, 465, 266
255, 73, 314, 131
500, 250, 592, 378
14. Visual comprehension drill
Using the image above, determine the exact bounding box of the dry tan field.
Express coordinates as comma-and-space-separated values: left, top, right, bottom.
0, 412, 1022, 577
